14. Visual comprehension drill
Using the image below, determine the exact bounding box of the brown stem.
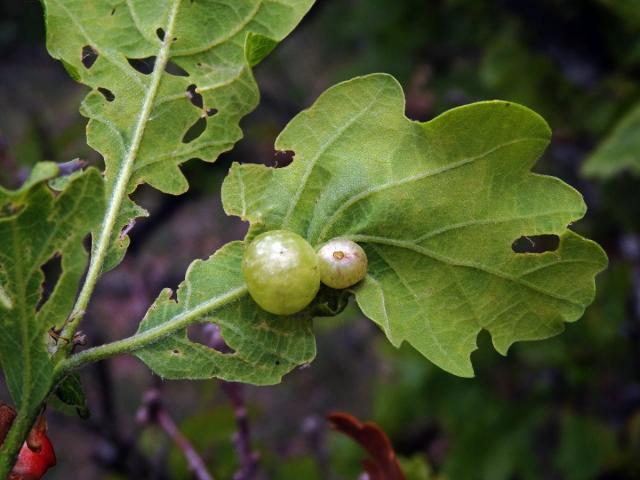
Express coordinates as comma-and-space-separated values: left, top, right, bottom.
204, 324, 260, 480
219, 382, 260, 480
137, 389, 214, 480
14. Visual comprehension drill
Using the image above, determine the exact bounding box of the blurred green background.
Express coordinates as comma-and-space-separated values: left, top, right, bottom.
1, 0, 640, 478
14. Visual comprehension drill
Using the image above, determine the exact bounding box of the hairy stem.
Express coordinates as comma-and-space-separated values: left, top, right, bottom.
55, 286, 247, 378
60, 0, 182, 342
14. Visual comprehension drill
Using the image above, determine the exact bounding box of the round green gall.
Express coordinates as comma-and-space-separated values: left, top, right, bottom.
242, 230, 320, 315
316, 238, 368, 289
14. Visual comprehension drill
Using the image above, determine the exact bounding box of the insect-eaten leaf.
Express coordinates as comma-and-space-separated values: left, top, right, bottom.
222, 73, 608, 377
0, 166, 103, 411
43, 0, 315, 273
135, 242, 316, 385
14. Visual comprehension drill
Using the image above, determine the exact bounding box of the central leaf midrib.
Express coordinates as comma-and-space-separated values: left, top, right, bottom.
12, 215, 31, 408
349, 234, 585, 309
67, 0, 183, 326
280, 88, 384, 230
315, 136, 549, 243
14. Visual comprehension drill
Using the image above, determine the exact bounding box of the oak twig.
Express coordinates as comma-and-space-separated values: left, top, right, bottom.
137, 388, 214, 480
205, 325, 260, 480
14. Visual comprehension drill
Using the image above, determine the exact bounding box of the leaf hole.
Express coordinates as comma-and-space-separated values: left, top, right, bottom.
512, 235, 560, 254
156, 28, 165, 41
37, 254, 62, 311
97, 87, 115, 102
182, 117, 207, 143
165, 60, 189, 77
206, 108, 218, 117
171, 349, 181, 355
186, 84, 203, 108
266, 150, 295, 168
81, 45, 98, 69
127, 56, 156, 75
187, 324, 235, 354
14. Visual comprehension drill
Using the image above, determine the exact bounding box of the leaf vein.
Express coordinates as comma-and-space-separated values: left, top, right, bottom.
349, 234, 585, 309
317, 136, 548, 242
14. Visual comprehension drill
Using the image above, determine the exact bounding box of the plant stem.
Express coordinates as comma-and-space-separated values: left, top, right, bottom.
55, 286, 247, 377
204, 326, 259, 479
219, 382, 260, 480
138, 388, 214, 480
0, 405, 40, 478
60, 0, 183, 342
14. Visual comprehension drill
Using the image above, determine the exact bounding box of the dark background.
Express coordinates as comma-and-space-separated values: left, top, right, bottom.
1, 0, 639, 478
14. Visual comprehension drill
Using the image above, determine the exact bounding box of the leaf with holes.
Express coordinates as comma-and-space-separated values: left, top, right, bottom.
43, 0, 315, 272
0, 166, 103, 411
222, 73, 608, 377
134, 242, 316, 384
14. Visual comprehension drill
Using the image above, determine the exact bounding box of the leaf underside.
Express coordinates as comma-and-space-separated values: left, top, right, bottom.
0, 167, 103, 409
135, 242, 316, 385
43, 0, 315, 272
222, 73, 608, 377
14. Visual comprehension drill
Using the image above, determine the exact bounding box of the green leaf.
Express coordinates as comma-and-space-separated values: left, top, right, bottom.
0, 162, 59, 204
222, 73, 607, 377
399, 455, 434, 480
554, 413, 617, 480
245, 32, 279, 67
43, 0, 314, 272
52, 373, 90, 419
135, 242, 316, 384
101, 197, 149, 274
582, 100, 640, 178
0, 167, 103, 410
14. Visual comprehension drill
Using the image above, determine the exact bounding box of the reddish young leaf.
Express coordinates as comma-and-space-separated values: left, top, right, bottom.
0, 404, 56, 480
10, 435, 56, 480
328, 411, 405, 480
